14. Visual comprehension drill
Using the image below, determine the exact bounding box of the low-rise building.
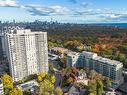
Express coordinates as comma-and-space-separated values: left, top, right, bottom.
67, 51, 124, 88
68, 85, 80, 95
105, 90, 116, 95
76, 71, 88, 86
67, 52, 80, 67
17, 80, 39, 92
49, 47, 74, 58
93, 56, 123, 88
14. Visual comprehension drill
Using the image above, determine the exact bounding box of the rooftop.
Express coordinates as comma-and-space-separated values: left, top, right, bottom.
82, 51, 97, 59
68, 51, 80, 56
93, 56, 123, 66
51, 47, 69, 53
6, 29, 46, 35
17, 80, 39, 91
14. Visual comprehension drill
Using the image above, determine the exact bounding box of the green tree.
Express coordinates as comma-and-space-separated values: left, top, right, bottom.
49, 63, 55, 74
48, 41, 55, 48
89, 70, 96, 79
97, 80, 104, 95
103, 77, 112, 89
118, 53, 126, 62
88, 93, 96, 95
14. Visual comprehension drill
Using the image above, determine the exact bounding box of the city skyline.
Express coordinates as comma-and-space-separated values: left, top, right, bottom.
0, 0, 127, 23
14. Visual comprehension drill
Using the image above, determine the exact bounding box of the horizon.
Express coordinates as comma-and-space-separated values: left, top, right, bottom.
0, 19, 127, 25
0, 0, 127, 23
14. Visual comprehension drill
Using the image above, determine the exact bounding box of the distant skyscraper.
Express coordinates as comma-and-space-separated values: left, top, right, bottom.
3, 29, 48, 81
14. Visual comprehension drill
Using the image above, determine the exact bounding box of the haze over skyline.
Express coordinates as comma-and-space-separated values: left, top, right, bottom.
0, 0, 127, 23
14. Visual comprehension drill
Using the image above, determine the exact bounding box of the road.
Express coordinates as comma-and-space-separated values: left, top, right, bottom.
48, 53, 59, 61
48, 53, 63, 89
54, 72, 62, 88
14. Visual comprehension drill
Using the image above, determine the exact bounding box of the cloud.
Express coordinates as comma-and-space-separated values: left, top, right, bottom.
73, 9, 92, 16
0, 0, 18, 7
0, 0, 70, 16
102, 13, 127, 20
71, 7, 127, 22
25, 5, 54, 16
94, 8, 127, 20
81, 2, 92, 8
0, 0, 127, 22
72, 8, 103, 17
50, 6, 70, 15
25, 5, 70, 16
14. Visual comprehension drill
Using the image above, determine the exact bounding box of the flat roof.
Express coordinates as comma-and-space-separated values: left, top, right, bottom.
52, 47, 69, 51
67, 51, 80, 56
93, 56, 122, 66
6, 29, 46, 35
82, 51, 123, 66
82, 51, 97, 58
17, 80, 39, 91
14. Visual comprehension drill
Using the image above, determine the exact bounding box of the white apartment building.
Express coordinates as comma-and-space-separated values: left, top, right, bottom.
67, 52, 80, 67
3, 29, 48, 81
0, 80, 4, 95
67, 51, 124, 88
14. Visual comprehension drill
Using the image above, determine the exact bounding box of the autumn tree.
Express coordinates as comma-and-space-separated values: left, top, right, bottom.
67, 77, 74, 84
37, 72, 47, 82
88, 93, 96, 95
88, 80, 97, 95
38, 73, 56, 95
1, 74, 13, 94
54, 87, 63, 95
39, 79, 54, 95
9, 87, 23, 95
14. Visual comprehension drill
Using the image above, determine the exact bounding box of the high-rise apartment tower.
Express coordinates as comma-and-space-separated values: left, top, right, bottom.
3, 29, 48, 81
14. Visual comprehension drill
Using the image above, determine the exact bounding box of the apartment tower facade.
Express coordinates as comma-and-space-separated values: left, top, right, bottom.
3, 29, 48, 81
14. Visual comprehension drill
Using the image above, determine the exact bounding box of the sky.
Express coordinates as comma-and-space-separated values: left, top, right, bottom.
0, 0, 127, 23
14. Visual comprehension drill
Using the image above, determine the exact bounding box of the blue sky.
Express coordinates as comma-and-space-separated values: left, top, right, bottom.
0, 0, 127, 23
